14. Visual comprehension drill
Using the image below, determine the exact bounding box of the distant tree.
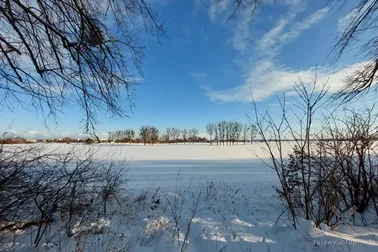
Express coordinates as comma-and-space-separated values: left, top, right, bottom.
232, 122, 243, 144
250, 124, 257, 143
218, 121, 226, 145
130, 130, 135, 144
116, 130, 123, 141
226, 122, 231, 145
125, 129, 135, 144
182, 129, 188, 144
194, 128, 199, 142
211, 121, 244, 145
206, 123, 215, 145
189, 128, 199, 143
171, 128, 180, 144
148, 126, 159, 145
140, 126, 149, 145
228, 122, 235, 144
160, 133, 169, 143
108, 132, 113, 142
214, 125, 219, 145
166, 128, 172, 144
107, 128, 135, 143
243, 124, 250, 144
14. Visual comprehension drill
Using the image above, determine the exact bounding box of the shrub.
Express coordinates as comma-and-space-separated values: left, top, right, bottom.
0, 144, 126, 246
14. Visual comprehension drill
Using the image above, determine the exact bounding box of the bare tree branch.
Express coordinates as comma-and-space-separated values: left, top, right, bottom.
0, 0, 166, 134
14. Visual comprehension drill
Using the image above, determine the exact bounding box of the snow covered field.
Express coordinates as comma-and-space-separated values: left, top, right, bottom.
37, 143, 280, 190
2, 143, 378, 252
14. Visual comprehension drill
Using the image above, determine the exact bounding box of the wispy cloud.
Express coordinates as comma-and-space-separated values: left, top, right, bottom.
257, 6, 328, 57
232, 0, 305, 55
337, 0, 376, 33
199, 1, 336, 103
338, 8, 358, 33
231, 9, 254, 54
280, 7, 329, 45
257, 16, 294, 56
203, 60, 368, 103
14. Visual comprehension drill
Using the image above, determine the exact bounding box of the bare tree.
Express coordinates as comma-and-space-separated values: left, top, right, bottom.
248, 73, 329, 229
250, 94, 298, 228
243, 124, 250, 144
129, 129, 135, 144
166, 128, 172, 144
0, 0, 165, 134
140, 126, 149, 145
332, 107, 378, 213
160, 133, 169, 143
108, 131, 114, 142
189, 128, 198, 144
218, 121, 226, 145
108, 128, 135, 143
206, 123, 215, 145
171, 128, 180, 144
328, 0, 378, 100
225, 122, 231, 145
229, 121, 242, 144
214, 124, 219, 145
284, 78, 329, 220
250, 124, 257, 143
148, 126, 159, 145
182, 129, 188, 144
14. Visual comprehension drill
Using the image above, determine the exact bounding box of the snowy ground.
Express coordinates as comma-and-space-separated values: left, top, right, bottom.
1, 143, 378, 251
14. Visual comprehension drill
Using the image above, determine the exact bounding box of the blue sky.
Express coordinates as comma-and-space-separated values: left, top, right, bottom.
1, 0, 373, 139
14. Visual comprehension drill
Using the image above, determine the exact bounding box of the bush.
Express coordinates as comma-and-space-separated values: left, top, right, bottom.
251, 79, 378, 229
0, 144, 126, 246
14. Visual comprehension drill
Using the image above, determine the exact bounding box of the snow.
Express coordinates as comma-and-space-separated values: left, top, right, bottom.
39, 142, 276, 160
1, 143, 377, 251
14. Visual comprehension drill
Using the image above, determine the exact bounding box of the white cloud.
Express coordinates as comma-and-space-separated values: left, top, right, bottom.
193, 0, 229, 20
199, 0, 335, 104
231, 9, 254, 53
280, 7, 329, 44
197, 0, 308, 56
257, 6, 328, 57
257, 16, 293, 56
231, 0, 306, 54
203, 60, 368, 103
337, 0, 375, 33
338, 9, 357, 33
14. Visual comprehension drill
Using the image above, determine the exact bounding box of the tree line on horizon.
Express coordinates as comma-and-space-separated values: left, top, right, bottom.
206, 121, 257, 145
108, 126, 203, 145
107, 122, 258, 145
